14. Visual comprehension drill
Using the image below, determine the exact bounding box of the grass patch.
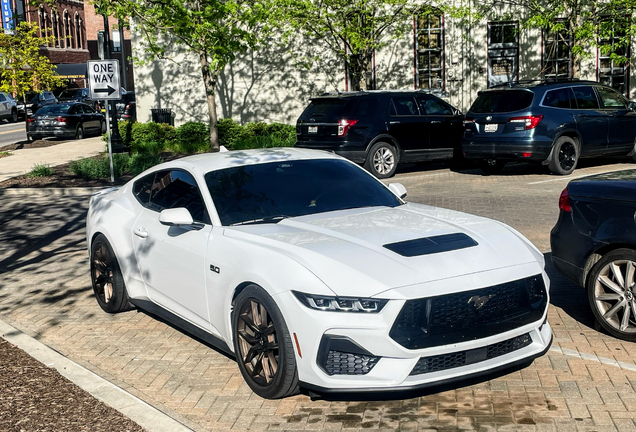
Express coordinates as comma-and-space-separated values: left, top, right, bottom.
0, 151, 11, 158
27, 163, 55, 178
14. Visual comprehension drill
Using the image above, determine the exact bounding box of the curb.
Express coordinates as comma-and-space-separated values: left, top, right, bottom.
0, 318, 195, 432
0, 187, 108, 196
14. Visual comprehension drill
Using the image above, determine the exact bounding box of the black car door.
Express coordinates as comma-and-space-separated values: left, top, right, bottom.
388, 96, 428, 160
80, 104, 100, 132
416, 95, 463, 159
571, 86, 609, 156
596, 86, 636, 153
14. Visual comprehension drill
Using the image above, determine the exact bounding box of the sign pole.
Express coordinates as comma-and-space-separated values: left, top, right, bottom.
105, 100, 115, 183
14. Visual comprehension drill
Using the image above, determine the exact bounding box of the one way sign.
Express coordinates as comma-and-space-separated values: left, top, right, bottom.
87, 60, 121, 101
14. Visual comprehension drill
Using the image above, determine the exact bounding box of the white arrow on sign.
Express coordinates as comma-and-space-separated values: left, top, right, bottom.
87, 60, 121, 101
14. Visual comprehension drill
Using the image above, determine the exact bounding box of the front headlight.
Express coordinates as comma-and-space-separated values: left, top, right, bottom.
293, 291, 388, 313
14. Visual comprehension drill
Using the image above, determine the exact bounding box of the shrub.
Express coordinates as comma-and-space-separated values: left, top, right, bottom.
217, 119, 296, 150
217, 118, 243, 149
233, 134, 295, 150
27, 163, 54, 177
129, 154, 163, 176
70, 154, 132, 179
130, 122, 176, 155
173, 121, 209, 154
119, 120, 134, 147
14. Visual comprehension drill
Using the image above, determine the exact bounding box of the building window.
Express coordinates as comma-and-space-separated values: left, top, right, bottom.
38, 8, 46, 39
487, 21, 519, 88
415, 10, 444, 90
543, 23, 572, 79
598, 19, 630, 95
52, 10, 60, 47
75, 14, 82, 49
64, 11, 70, 48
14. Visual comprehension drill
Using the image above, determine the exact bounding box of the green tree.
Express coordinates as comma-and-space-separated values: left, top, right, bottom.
0, 22, 62, 102
97, 0, 269, 152
283, 0, 426, 91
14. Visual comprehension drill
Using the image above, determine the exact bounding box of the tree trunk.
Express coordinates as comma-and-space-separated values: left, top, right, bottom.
349, 53, 372, 91
199, 51, 220, 152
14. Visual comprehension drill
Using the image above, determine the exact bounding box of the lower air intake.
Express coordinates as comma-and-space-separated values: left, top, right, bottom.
325, 350, 380, 375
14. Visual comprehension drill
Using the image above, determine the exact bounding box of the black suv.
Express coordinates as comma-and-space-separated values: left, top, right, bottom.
294, 90, 464, 178
57, 88, 101, 111
463, 79, 636, 175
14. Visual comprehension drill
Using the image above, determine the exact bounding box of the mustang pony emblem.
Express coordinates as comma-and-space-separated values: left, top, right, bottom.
468, 294, 495, 310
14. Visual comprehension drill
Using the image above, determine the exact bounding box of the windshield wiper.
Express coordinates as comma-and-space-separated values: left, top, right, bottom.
231, 215, 290, 226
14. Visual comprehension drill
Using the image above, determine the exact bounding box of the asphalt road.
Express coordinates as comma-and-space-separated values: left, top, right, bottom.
0, 120, 27, 148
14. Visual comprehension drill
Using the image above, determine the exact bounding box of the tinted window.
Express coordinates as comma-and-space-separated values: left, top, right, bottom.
205, 159, 402, 226
597, 87, 627, 108
572, 86, 599, 109
542, 88, 573, 109
83, 104, 95, 113
418, 96, 453, 115
470, 91, 534, 113
58, 89, 81, 99
351, 99, 379, 116
82, 89, 89, 97
36, 104, 72, 114
302, 99, 354, 121
133, 173, 155, 206
390, 97, 420, 116
0, 94, 6, 102
149, 170, 209, 224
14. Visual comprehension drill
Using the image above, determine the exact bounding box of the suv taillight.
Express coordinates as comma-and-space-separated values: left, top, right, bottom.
337, 119, 358, 137
463, 118, 475, 127
559, 188, 571, 212
125, 103, 132, 110
508, 115, 543, 130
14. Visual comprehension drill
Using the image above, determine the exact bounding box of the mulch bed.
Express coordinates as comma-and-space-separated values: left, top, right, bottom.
0, 338, 145, 432
0, 139, 69, 152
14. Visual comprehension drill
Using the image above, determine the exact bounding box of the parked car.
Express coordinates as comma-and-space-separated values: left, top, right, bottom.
117, 91, 136, 120
16, 91, 57, 118
87, 148, 551, 399
294, 90, 464, 178
57, 88, 101, 111
463, 79, 636, 175
0, 92, 18, 123
26, 102, 105, 141
551, 170, 636, 340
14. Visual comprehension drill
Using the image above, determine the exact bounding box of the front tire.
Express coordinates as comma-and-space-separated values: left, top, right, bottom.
75, 125, 84, 140
364, 142, 398, 178
549, 136, 579, 175
90, 234, 133, 314
587, 249, 636, 341
10, 109, 17, 123
232, 285, 299, 399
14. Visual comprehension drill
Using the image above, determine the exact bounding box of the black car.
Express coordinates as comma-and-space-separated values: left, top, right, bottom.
57, 88, 101, 111
26, 103, 105, 141
463, 79, 636, 175
294, 90, 464, 178
17, 91, 57, 118
551, 170, 636, 340
117, 91, 136, 120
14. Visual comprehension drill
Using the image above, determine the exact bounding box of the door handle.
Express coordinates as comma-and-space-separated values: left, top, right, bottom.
134, 228, 148, 238
389, 121, 400, 125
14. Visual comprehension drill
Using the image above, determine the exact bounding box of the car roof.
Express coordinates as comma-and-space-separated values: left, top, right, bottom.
311, 89, 447, 100
482, 79, 603, 93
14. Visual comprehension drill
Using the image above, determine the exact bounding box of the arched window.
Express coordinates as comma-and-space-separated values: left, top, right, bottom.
52, 10, 60, 47
38, 7, 46, 38
415, 9, 444, 90
75, 13, 81, 49
63, 11, 70, 48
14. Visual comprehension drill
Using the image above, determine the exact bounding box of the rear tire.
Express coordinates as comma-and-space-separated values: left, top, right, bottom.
75, 125, 84, 140
479, 158, 506, 174
10, 109, 17, 123
26, 134, 33, 143
90, 234, 134, 314
548, 136, 579, 175
364, 142, 398, 178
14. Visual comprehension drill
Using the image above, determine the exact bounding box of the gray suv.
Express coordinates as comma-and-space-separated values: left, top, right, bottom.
0, 92, 18, 123
463, 79, 636, 175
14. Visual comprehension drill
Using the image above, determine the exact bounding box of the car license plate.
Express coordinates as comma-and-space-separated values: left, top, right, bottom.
484, 124, 498, 132
308, 126, 318, 134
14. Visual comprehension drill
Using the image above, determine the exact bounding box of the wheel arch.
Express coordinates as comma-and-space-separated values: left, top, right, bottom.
582, 243, 636, 289
365, 134, 402, 163
547, 130, 582, 162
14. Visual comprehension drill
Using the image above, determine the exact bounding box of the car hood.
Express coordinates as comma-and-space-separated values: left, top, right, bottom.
223, 203, 543, 297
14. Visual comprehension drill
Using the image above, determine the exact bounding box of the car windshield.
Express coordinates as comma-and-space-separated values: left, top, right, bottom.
470, 91, 534, 113
205, 159, 402, 226
58, 89, 82, 99
36, 104, 73, 115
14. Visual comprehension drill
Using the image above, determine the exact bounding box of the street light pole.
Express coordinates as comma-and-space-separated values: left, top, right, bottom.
101, 13, 124, 152
118, 19, 128, 91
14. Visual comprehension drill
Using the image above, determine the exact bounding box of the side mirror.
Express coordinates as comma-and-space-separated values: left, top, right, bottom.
388, 183, 407, 199
629, 101, 636, 111
159, 207, 194, 226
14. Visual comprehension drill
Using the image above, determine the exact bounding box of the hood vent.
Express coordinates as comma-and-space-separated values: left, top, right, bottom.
383, 233, 478, 257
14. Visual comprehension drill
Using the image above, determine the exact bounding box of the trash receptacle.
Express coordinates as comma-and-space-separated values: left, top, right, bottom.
150, 108, 173, 126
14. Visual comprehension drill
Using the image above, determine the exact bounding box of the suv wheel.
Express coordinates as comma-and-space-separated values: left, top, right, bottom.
10, 109, 17, 123
549, 136, 579, 175
479, 159, 506, 174
365, 142, 397, 178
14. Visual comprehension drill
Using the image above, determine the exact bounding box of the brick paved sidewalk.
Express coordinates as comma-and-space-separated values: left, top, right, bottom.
2, 158, 636, 431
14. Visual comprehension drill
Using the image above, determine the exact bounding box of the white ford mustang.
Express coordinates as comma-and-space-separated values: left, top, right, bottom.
86, 148, 552, 399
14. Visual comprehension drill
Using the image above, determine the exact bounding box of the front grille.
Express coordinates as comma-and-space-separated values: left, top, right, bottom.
390, 275, 547, 349
324, 350, 380, 375
410, 333, 532, 375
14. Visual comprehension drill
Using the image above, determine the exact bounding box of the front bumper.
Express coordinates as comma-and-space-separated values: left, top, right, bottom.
275, 266, 552, 392
462, 136, 553, 162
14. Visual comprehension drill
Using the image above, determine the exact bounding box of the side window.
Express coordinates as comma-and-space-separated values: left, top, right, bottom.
573, 86, 599, 109
83, 104, 95, 113
351, 99, 379, 117
390, 97, 420, 116
133, 173, 155, 207
0, 94, 6, 102
417, 96, 453, 115
149, 170, 209, 224
542, 88, 573, 109
597, 87, 627, 109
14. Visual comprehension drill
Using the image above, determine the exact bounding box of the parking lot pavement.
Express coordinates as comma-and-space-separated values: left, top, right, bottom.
3, 159, 636, 431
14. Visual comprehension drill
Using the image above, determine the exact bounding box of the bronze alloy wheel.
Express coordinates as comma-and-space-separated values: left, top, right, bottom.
92, 242, 115, 305
236, 298, 279, 385
90, 234, 133, 314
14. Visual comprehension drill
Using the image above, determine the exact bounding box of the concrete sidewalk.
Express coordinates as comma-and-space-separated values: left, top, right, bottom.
0, 137, 104, 183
